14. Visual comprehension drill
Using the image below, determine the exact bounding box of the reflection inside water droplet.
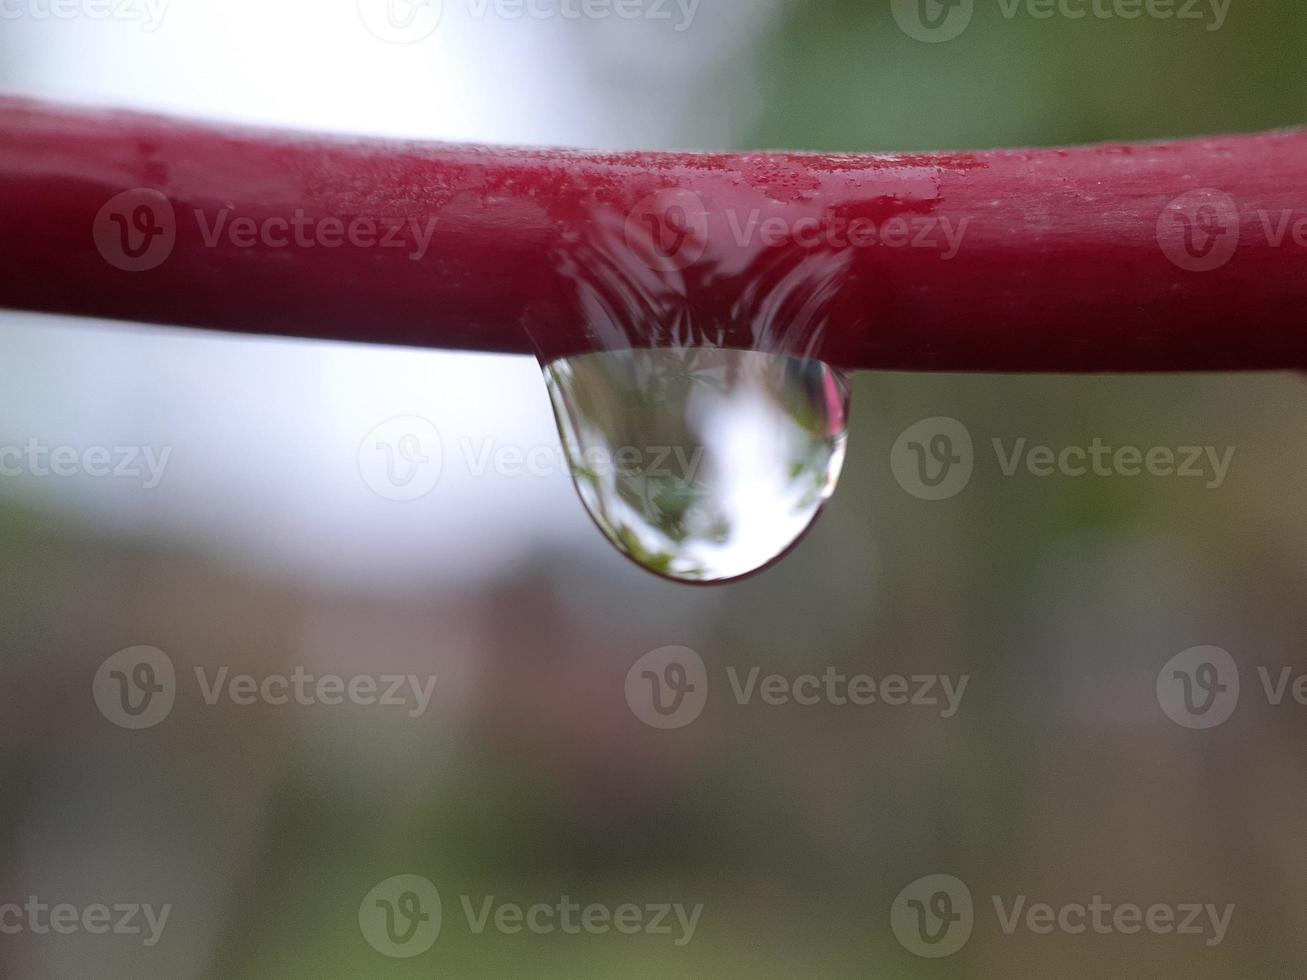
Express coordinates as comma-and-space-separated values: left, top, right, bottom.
542, 347, 850, 584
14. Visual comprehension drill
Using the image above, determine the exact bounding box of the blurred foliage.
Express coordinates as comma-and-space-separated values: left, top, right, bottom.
752, 0, 1307, 151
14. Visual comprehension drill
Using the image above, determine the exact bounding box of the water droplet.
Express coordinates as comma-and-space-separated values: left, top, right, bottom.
542, 347, 850, 584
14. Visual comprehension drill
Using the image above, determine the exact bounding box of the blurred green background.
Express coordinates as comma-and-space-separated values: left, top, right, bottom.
2, 2, 1307, 977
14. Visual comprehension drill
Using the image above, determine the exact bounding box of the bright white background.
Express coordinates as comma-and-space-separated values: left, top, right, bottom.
0, 0, 781, 590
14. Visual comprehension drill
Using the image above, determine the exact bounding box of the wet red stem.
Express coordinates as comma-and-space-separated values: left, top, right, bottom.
2, 96, 1306, 371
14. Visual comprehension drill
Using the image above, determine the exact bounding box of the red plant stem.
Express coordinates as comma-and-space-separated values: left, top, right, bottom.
2, 96, 1306, 371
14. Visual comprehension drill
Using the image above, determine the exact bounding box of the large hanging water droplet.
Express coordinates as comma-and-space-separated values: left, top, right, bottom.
542, 347, 850, 584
